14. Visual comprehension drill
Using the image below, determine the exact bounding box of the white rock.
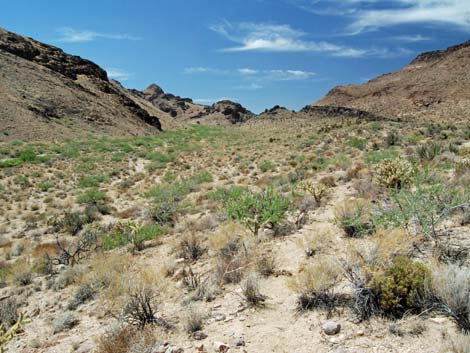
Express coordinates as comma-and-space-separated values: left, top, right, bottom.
322, 321, 341, 335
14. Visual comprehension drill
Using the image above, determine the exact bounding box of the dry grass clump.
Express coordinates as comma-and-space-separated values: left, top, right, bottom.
176, 233, 206, 261
96, 325, 158, 353
183, 304, 206, 333
296, 228, 334, 257
241, 273, 267, 307
215, 237, 252, 285
430, 264, 470, 333
334, 199, 374, 238
440, 332, 470, 353
289, 256, 346, 313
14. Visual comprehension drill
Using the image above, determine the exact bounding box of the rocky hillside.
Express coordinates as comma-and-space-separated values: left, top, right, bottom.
0, 28, 166, 142
313, 41, 470, 123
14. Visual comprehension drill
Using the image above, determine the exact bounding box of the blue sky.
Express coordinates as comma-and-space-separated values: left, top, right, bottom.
2, 0, 469, 113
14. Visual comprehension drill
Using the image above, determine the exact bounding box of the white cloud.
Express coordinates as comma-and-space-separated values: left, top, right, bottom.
291, 1, 470, 34
210, 21, 371, 57
348, 0, 470, 34
389, 34, 431, 42
238, 68, 259, 75
105, 68, 132, 81
266, 69, 316, 80
57, 28, 141, 43
236, 83, 264, 90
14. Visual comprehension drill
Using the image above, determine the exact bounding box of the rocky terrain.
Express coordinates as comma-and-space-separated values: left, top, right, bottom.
314, 41, 470, 123
1, 29, 470, 353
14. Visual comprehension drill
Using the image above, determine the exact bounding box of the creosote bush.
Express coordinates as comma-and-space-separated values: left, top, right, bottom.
370, 257, 429, 318
374, 158, 414, 189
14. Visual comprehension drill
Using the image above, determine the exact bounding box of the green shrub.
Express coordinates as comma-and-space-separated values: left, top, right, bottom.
102, 223, 164, 251
374, 158, 414, 189
77, 189, 107, 205
258, 161, 275, 172
375, 178, 469, 239
78, 175, 109, 188
417, 142, 442, 161
50, 208, 97, 235
68, 284, 95, 310
348, 137, 368, 150
38, 182, 54, 192
370, 257, 429, 317
0, 158, 23, 168
221, 187, 290, 236
17, 148, 36, 162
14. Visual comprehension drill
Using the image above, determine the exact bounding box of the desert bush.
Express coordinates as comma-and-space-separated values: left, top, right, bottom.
258, 160, 275, 172
77, 188, 107, 206
289, 257, 346, 313
122, 287, 172, 330
241, 273, 267, 307
49, 208, 98, 235
67, 283, 95, 310
102, 222, 164, 252
96, 325, 138, 353
375, 178, 469, 239
335, 200, 374, 238
183, 305, 206, 333
386, 130, 400, 146
343, 262, 381, 321
296, 229, 333, 257
53, 312, 78, 333
374, 158, 414, 189
221, 187, 291, 236
370, 257, 429, 318
298, 181, 329, 204
417, 142, 442, 161
0, 298, 19, 329
52, 266, 82, 290
182, 267, 217, 302
255, 252, 276, 277
177, 233, 206, 261
54, 226, 100, 266
215, 238, 250, 284
430, 264, 470, 333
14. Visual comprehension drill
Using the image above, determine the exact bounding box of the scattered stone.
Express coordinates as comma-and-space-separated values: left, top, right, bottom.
195, 344, 205, 352
192, 331, 208, 340
234, 337, 245, 347
356, 329, 365, 336
322, 321, 341, 335
75, 343, 94, 353
213, 341, 230, 352
212, 313, 227, 321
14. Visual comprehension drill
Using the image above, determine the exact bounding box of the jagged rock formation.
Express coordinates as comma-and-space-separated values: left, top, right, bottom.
191, 100, 254, 124
313, 41, 470, 123
130, 84, 198, 118
0, 27, 164, 141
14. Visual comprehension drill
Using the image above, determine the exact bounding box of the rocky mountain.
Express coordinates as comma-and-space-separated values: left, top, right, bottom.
0, 27, 166, 142
313, 41, 470, 123
131, 85, 254, 125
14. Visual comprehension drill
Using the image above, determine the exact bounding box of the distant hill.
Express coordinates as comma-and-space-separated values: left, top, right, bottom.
0, 27, 166, 142
313, 41, 470, 123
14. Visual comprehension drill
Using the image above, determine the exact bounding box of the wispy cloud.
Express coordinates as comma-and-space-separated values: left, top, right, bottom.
236, 83, 264, 90
389, 34, 431, 43
184, 67, 316, 81
57, 27, 141, 43
291, 1, 470, 34
105, 68, 132, 81
209, 21, 367, 56
209, 21, 407, 57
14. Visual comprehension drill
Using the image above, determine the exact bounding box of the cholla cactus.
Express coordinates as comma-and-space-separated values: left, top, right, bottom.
0, 313, 29, 352
455, 158, 470, 176
375, 158, 414, 189
299, 181, 330, 203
